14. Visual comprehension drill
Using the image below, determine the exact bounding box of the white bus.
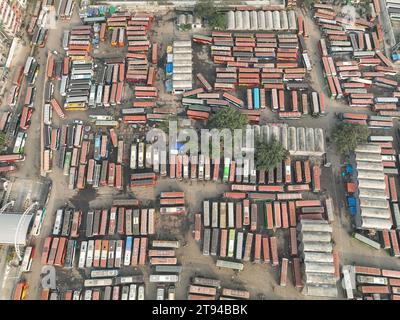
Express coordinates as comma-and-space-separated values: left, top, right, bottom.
89, 84, 96, 108
198, 154, 204, 180
149, 275, 179, 283
62, 30, 70, 51
83, 290, 92, 300
145, 144, 152, 168
138, 285, 145, 300
95, 84, 103, 107
130, 143, 137, 170
60, 76, 68, 96
84, 278, 113, 287
156, 287, 165, 300
72, 290, 81, 300
138, 142, 145, 169
129, 284, 137, 300
43, 103, 52, 125
21, 246, 34, 272
30, 209, 46, 237
311, 91, 320, 116
90, 269, 119, 278
24, 57, 34, 76
78, 241, 87, 269
115, 240, 123, 268
228, 202, 234, 228
73, 124, 83, 147
13, 132, 26, 154
153, 147, 159, 173
52, 209, 63, 236
121, 286, 129, 300
302, 53, 312, 72
86, 240, 94, 268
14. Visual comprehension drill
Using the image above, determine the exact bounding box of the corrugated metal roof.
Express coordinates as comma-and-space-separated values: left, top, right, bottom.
0, 213, 34, 245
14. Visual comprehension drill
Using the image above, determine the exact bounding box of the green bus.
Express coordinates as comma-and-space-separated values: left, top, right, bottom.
223, 158, 230, 183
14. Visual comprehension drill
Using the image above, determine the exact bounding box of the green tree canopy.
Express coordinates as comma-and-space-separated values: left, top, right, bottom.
208, 107, 248, 131
303, 0, 314, 9
0, 132, 6, 150
332, 122, 370, 155
157, 114, 178, 134
194, 0, 216, 18
194, 0, 227, 30
255, 138, 289, 171
209, 12, 227, 30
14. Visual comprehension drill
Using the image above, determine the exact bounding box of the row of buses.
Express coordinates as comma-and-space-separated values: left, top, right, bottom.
42, 284, 146, 300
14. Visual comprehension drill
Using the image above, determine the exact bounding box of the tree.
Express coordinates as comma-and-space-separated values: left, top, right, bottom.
194, 0, 227, 30
209, 12, 227, 30
194, 0, 215, 19
0, 132, 6, 150
180, 23, 192, 31
332, 122, 370, 155
157, 114, 178, 134
303, 0, 315, 9
208, 107, 248, 131
255, 138, 289, 171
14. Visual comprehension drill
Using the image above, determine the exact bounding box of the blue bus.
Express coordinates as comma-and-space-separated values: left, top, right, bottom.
253, 88, 260, 110
94, 134, 102, 161
124, 236, 133, 266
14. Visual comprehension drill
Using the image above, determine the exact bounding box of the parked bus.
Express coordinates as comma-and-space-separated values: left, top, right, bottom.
223, 158, 230, 182
78, 241, 87, 269
196, 73, 212, 91
253, 88, 260, 109
52, 210, 63, 235
222, 92, 244, 108
31, 209, 46, 237
21, 246, 34, 272
64, 240, 76, 268
13, 132, 27, 154
228, 229, 236, 258
353, 232, 381, 250
13, 282, 27, 300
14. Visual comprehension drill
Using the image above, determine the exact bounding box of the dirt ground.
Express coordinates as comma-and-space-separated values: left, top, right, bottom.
10, 5, 400, 301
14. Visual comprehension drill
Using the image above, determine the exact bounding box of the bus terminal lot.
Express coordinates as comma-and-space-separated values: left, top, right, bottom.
3, 2, 400, 301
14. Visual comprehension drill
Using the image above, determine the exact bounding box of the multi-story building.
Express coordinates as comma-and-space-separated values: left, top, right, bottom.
0, 0, 23, 39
